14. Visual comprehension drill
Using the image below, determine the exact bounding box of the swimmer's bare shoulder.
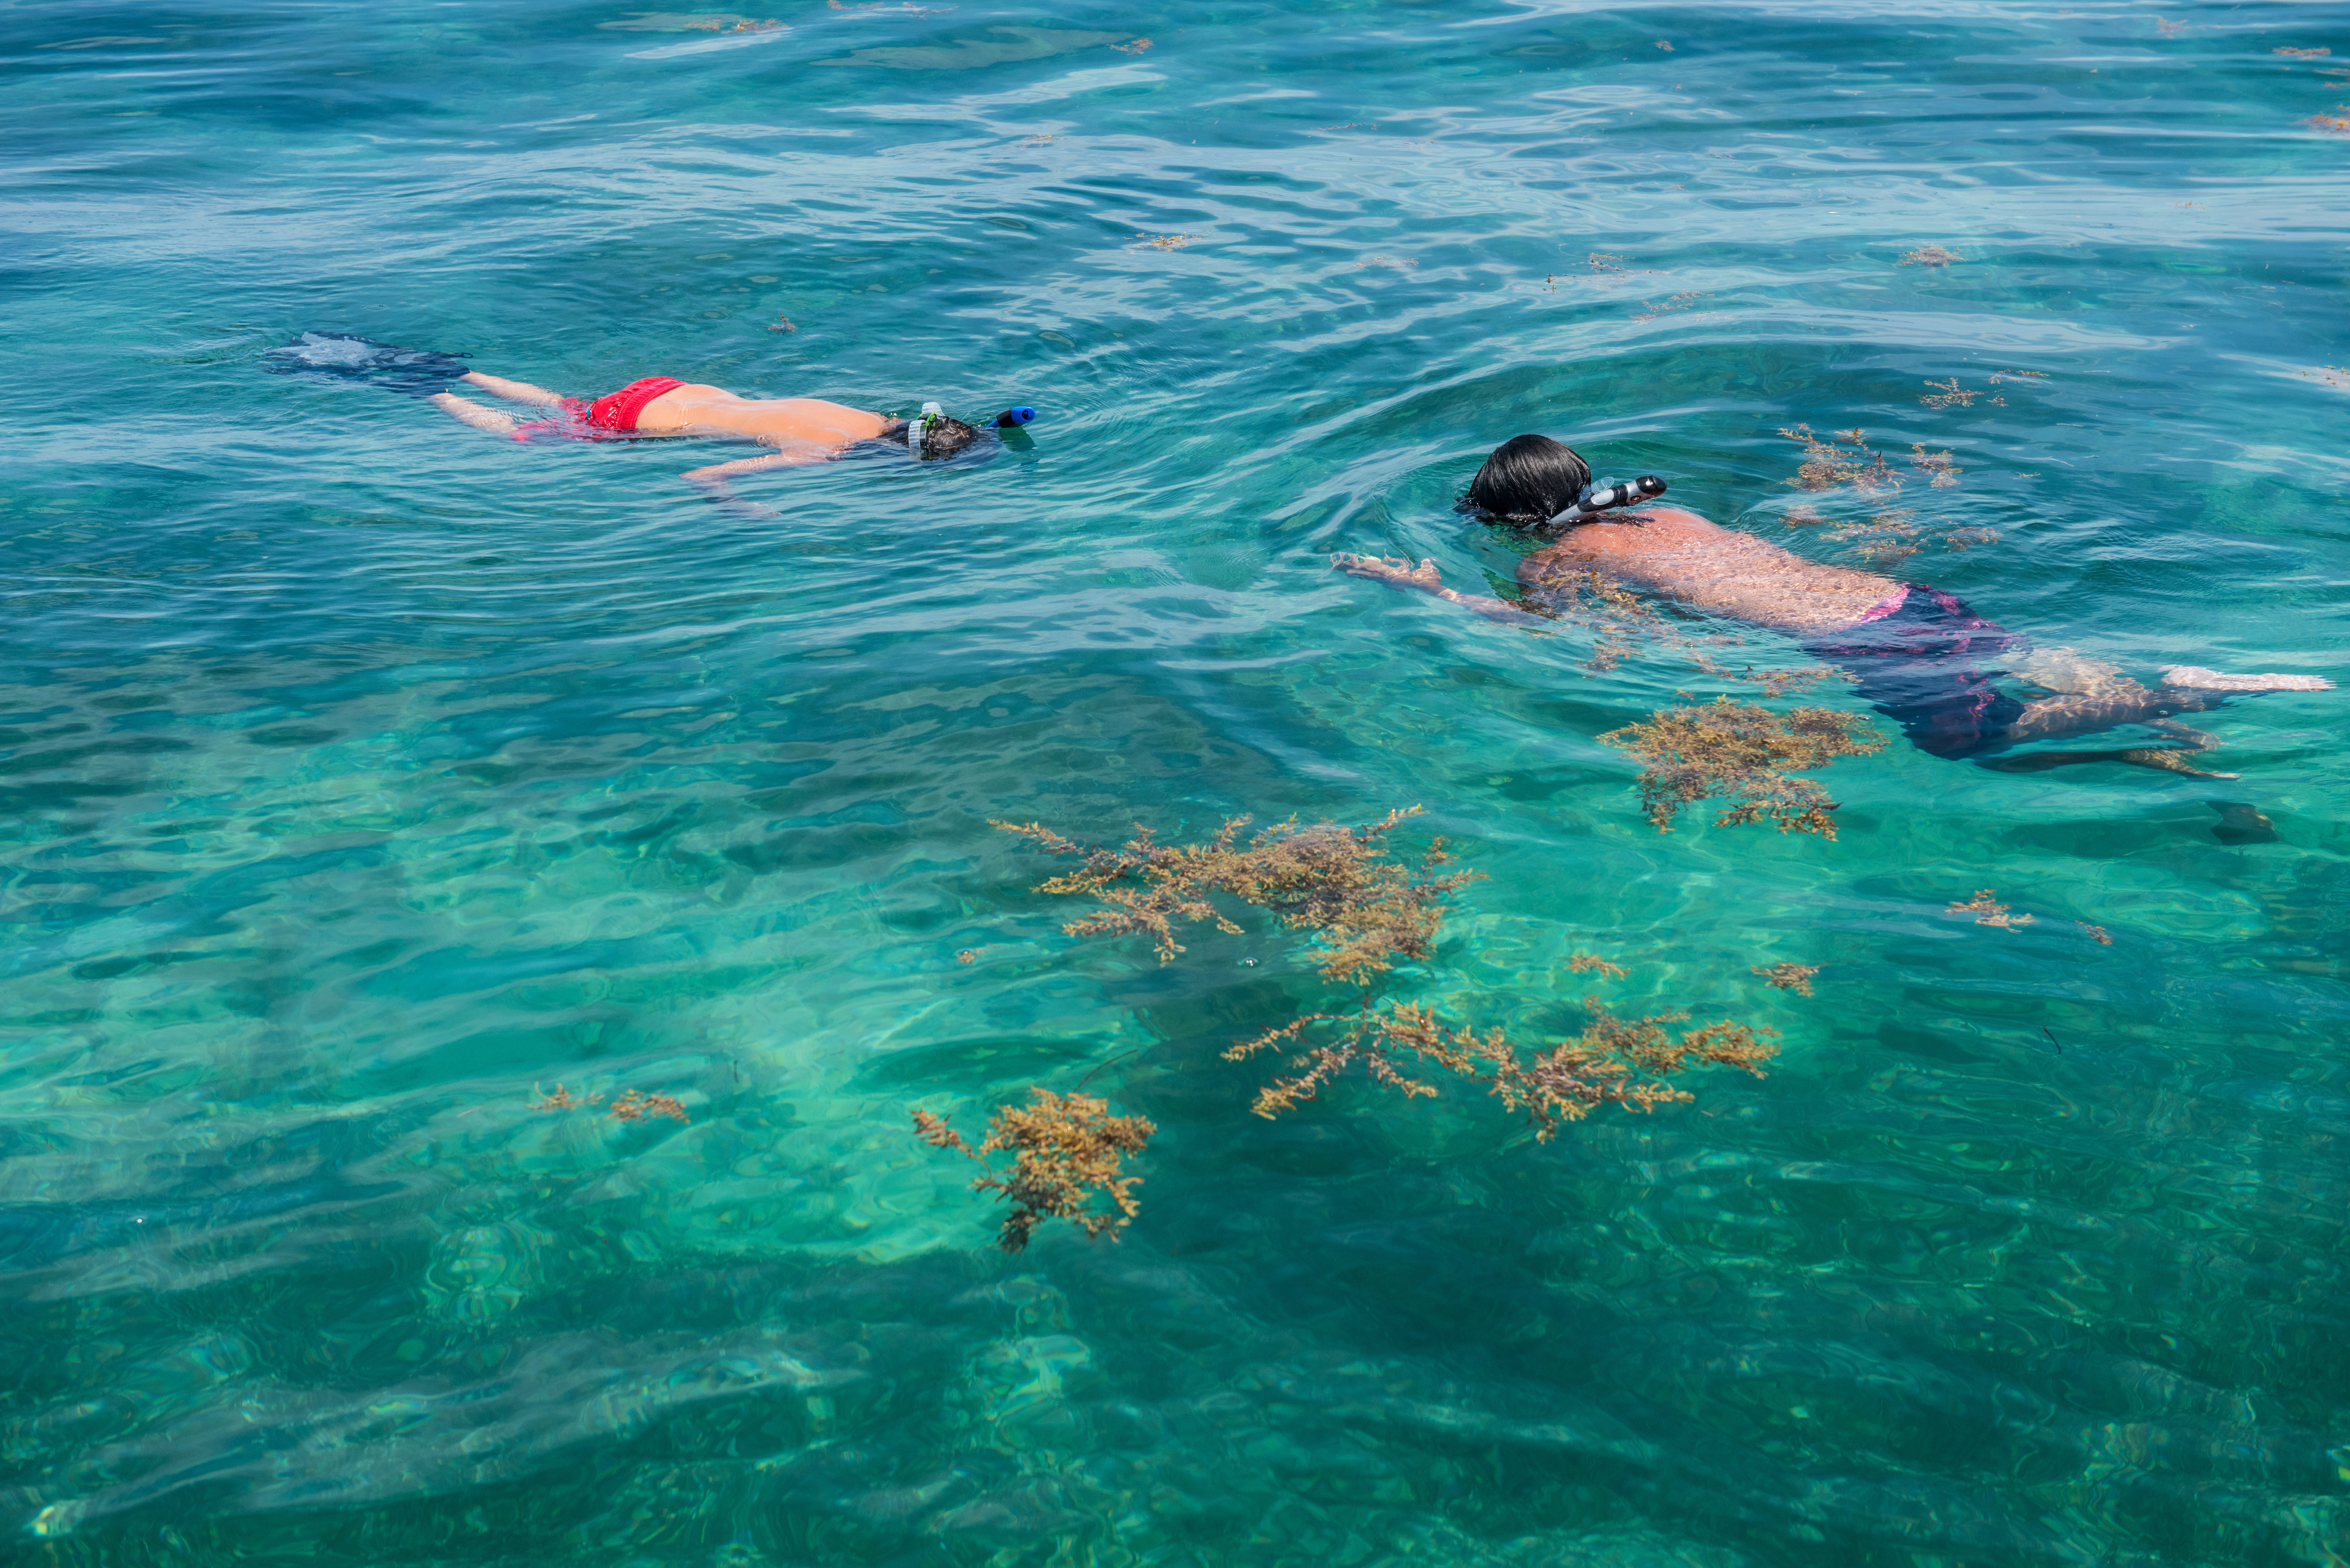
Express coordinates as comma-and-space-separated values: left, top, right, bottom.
1519, 506, 1721, 577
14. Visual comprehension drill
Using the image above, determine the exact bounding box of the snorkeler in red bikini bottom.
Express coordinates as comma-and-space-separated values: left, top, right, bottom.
266, 332, 1028, 515
1335, 434, 2332, 772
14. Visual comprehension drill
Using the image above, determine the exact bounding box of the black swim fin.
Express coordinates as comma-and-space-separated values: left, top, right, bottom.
265, 332, 472, 398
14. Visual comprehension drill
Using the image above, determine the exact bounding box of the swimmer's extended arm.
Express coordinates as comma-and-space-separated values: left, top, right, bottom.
682, 443, 837, 520
1331, 554, 1550, 627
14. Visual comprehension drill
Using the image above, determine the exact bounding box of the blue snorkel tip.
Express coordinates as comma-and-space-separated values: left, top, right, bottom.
993, 406, 1036, 428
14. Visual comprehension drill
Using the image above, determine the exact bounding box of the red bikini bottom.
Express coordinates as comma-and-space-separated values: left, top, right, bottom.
588, 377, 686, 432
508, 376, 685, 443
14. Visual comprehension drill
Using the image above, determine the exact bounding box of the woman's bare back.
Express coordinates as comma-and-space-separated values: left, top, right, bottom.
632, 385, 890, 447
1520, 506, 1900, 634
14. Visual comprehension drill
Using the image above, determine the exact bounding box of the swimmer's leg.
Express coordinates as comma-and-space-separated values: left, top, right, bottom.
2000, 665, 2331, 749
1965, 665, 2329, 763
1994, 686, 2227, 748
1976, 746, 2239, 780
459, 371, 572, 407
428, 391, 519, 435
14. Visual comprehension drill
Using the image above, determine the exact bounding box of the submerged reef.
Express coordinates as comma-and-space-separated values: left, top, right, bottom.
918, 809, 1779, 1250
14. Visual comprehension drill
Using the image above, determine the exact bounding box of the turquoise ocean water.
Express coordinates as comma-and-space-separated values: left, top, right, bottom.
5, 2, 2350, 1562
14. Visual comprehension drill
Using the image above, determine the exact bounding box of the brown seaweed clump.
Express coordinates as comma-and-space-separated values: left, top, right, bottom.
610, 1090, 690, 1125
918, 810, 1783, 1246
1781, 425, 1902, 495
1775, 428, 1990, 565
1818, 510, 1993, 571
1600, 697, 1887, 837
1633, 290, 1705, 321
530, 1084, 691, 1127
1823, 511, 1927, 569
1949, 889, 2034, 930
1910, 445, 1962, 487
1753, 961, 1821, 995
989, 807, 1474, 982
1921, 378, 2003, 410
1227, 996, 1775, 1140
914, 1090, 1155, 1252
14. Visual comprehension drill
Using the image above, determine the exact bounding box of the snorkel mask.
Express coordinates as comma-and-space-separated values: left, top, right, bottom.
903, 401, 1039, 460
904, 401, 947, 460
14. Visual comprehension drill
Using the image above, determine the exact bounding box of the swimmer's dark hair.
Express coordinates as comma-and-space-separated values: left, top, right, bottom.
882, 413, 982, 461
1463, 434, 1592, 525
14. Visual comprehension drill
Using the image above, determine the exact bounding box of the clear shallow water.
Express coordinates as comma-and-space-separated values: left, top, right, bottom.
5, 0, 2350, 1562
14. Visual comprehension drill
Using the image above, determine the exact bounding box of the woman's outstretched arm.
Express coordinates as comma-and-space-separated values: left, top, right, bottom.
1331, 554, 1550, 626
681, 443, 837, 519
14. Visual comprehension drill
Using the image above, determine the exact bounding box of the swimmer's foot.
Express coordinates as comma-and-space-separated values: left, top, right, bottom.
2159, 665, 2335, 692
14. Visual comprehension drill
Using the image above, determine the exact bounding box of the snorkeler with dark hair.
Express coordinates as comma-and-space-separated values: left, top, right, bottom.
1335, 433, 2332, 766
266, 333, 1026, 516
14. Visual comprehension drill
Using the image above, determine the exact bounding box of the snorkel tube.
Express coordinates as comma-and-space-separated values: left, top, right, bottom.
1541, 474, 1666, 528
990, 404, 1038, 452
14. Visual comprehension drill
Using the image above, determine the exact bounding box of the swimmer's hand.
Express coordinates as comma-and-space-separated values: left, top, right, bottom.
1332, 553, 1446, 592
1331, 552, 1549, 626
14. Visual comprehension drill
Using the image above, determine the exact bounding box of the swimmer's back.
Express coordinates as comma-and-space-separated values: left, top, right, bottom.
636, 384, 890, 446
1520, 505, 1900, 634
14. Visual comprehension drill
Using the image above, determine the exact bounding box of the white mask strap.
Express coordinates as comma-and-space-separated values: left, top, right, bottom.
907, 400, 945, 458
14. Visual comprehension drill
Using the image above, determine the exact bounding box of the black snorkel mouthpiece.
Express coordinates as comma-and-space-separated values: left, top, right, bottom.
1542, 474, 1666, 528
